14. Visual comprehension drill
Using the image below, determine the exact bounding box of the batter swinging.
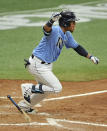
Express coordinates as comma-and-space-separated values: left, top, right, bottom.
18, 11, 99, 113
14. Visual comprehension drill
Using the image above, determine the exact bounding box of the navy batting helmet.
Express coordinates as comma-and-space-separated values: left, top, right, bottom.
59, 11, 79, 27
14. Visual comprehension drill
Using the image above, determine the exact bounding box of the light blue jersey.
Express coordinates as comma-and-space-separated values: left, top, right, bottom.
32, 26, 79, 63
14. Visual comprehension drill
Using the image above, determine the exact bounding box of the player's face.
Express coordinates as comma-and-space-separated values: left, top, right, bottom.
68, 21, 76, 33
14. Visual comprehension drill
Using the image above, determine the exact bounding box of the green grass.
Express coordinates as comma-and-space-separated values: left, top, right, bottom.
0, 0, 103, 13
0, 19, 107, 81
54, 19, 107, 81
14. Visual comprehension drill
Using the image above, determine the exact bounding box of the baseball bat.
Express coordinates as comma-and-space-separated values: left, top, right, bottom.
7, 95, 22, 113
7, 95, 31, 122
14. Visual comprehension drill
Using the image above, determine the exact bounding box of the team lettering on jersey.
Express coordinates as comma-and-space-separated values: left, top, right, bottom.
56, 37, 64, 49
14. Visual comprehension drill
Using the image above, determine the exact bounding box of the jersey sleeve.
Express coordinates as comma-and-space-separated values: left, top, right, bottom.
65, 31, 79, 49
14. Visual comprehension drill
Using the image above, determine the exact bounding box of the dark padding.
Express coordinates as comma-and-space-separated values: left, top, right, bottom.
46, 19, 54, 27
74, 45, 88, 57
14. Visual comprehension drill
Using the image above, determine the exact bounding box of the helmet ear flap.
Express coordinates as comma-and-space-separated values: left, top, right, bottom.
64, 22, 71, 27
59, 17, 71, 27
61, 20, 70, 27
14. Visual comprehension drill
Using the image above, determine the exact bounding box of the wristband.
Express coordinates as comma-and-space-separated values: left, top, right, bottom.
46, 19, 54, 27
89, 55, 92, 59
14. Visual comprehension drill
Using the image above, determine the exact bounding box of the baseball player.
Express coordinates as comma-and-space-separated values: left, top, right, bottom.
18, 11, 99, 113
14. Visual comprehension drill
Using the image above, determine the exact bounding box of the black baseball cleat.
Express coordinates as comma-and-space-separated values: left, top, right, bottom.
25, 108, 37, 114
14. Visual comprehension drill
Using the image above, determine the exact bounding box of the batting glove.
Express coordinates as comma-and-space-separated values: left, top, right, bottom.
89, 56, 99, 64
51, 12, 61, 22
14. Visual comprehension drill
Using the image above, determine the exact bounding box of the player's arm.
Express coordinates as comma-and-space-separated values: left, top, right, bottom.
43, 13, 61, 36
65, 32, 99, 64
74, 45, 99, 64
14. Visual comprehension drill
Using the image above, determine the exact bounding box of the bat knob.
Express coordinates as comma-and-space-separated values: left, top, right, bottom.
7, 95, 11, 98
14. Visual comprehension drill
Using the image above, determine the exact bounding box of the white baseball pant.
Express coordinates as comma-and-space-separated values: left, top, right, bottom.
19, 55, 62, 108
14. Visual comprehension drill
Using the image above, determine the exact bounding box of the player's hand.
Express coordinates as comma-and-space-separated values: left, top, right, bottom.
51, 12, 61, 22
89, 56, 99, 64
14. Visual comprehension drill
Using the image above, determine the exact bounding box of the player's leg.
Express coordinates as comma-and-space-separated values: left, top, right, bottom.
27, 56, 62, 93
27, 69, 62, 108
18, 56, 62, 113
18, 75, 49, 113
18, 70, 62, 113
18, 83, 38, 113
33, 71, 62, 93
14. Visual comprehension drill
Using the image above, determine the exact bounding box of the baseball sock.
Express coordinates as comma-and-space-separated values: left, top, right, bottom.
30, 93, 47, 106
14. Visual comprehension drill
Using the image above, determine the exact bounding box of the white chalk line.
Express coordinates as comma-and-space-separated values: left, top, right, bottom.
0, 90, 107, 101
0, 118, 107, 128
47, 118, 107, 130
0, 96, 22, 99
55, 118, 107, 127
0, 90, 107, 129
0, 122, 49, 126
44, 90, 107, 101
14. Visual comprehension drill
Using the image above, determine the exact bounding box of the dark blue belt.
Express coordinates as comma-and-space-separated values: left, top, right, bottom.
32, 54, 50, 64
